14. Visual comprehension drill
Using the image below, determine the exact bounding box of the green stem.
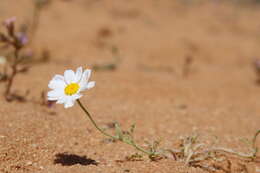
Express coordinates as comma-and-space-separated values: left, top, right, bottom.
253, 130, 260, 148
76, 99, 152, 156
129, 141, 152, 156
77, 99, 116, 139
252, 130, 260, 157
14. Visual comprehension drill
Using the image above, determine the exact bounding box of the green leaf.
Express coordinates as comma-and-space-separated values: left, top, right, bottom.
130, 124, 136, 135
115, 122, 123, 140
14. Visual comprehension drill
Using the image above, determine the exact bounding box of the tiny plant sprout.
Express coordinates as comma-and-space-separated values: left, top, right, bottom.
17, 32, 29, 45
0, 17, 29, 101
48, 67, 162, 160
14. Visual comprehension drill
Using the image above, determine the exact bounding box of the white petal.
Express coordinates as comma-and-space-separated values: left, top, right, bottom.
64, 69, 76, 84
52, 74, 64, 81
48, 75, 65, 89
47, 90, 63, 99
87, 81, 95, 89
48, 97, 59, 101
80, 81, 95, 91
56, 96, 68, 104
48, 79, 66, 90
56, 100, 65, 104
79, 69, 91, 89
64, 97, 75, 108
63, 93, 82, 108
72, 93, 82, 100
75, 67, 83, 83
64, 101, 74, 108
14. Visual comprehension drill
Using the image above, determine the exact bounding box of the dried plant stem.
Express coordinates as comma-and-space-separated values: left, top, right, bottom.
5, 49, 20, 101
253, 130, 260, 149
212, 130, 260, 160
165, 130, 260, 166
76, 99, 152, 156
211, 147, 255, 159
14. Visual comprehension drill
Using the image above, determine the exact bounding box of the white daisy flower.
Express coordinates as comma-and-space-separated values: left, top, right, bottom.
47, 67, 95, 108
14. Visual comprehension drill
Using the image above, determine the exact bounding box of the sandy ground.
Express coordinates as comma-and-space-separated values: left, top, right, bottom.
0, 0, 260, 172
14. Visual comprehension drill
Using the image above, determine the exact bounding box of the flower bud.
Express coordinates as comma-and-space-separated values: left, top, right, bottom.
3, 17, 16, 27
3, 17, 16, 36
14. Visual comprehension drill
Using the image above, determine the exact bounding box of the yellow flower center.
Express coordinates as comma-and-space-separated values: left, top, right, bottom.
64, 83, 80, 95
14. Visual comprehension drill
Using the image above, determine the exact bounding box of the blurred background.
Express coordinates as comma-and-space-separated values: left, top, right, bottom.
1, 0, 260, 153
1, 0, 260, 148
0, 0, 260, 172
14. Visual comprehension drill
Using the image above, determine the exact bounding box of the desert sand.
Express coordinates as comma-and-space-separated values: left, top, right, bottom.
0, 0, 260, 172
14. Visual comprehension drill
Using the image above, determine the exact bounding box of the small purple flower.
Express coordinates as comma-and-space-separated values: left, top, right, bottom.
3, 17, 16, 37
16, 32, 28, 46
47, 100, 55, 108
3, 17, 16, 28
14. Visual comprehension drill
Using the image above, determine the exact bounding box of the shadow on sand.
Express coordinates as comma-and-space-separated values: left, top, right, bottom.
54, 153, 98, 166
